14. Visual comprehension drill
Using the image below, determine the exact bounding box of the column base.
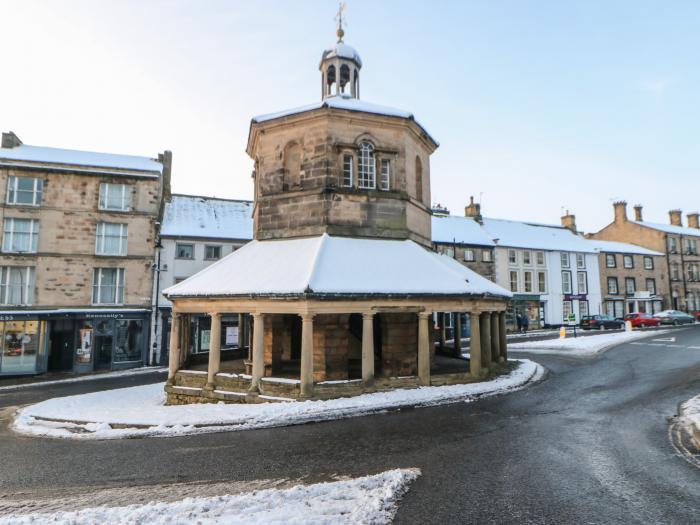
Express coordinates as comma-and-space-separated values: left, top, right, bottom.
203, 382, 215, 392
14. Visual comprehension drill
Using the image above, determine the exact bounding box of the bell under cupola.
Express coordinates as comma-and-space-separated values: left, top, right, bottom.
320, 4, 361, 99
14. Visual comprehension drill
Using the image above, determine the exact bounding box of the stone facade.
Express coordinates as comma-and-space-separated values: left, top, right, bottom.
434, 243, 496, 281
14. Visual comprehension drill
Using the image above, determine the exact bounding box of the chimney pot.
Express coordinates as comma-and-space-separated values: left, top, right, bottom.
1, 131, 22, 149
613, 201, 628, 223
465, 196, 482, 223
561, 211, 577, 232
669, 209, 683, 227
633, 204, 643, 222
687, 212, 699, 229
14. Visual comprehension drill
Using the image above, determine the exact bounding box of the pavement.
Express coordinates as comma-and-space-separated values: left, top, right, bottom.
1, 328, 699, 523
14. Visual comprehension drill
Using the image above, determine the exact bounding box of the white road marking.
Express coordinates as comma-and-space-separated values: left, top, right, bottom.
653, 337, 676, 342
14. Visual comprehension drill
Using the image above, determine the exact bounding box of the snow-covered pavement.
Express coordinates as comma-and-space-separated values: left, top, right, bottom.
0, 469, 418, 525
0, 366, 166, 392
14, 359, 543, 440
680, 394, 700, 449
507, 329, 672, 356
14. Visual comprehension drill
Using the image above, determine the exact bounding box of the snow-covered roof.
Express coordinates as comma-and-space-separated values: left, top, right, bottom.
321, 43, 362, 66
480, 218, 597, 253
0, 144, 163, 176
589, 239, 663, 256
164, 234, 510, 299
160, 195, 253, 240
431, 215, 495, 247
632, 220, 700, 238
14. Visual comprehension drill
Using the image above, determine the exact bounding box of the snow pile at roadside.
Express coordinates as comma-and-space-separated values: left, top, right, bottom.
14, 359, 542, 440
508, 330, 670, 356
0, 468, 418, 525
680, 394, 700, 445
0, 366, 166, 392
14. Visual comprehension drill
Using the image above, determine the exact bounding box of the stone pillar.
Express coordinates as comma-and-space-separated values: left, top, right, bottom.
469, 312, 482, 377
490, 312, 500, 364
362, 312, 375, 386
418, 312, 431, 386
166, 312, 181, 385
300, 313, 315, 398
250, 313, 265, 390
499, 312, 508, 362
453, 313, 461, 356
480, 312, 492, 372
205, 312, 221, 391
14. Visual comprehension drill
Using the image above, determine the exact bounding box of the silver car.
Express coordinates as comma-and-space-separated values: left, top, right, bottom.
653, 310, 696, 326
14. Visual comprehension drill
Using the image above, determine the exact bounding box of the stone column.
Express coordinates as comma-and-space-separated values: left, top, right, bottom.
499, 311, 508, 362
469, 312, 482, 377
250, 313, 265, 391
418, 312, 431, 386
300, 313, 315, 398
205, 312, 221, 391
453, 313, 461, 356
362, 312, 375, 386
490, 312, 500, 365
480, 312, 492, 372
166, 312, 181, 385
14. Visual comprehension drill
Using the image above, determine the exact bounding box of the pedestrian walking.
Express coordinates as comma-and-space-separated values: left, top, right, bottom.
516, 311, 523, 333
522, 311, 530, 333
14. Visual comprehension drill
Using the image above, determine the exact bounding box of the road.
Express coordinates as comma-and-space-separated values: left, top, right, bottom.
1, 328, 699, 523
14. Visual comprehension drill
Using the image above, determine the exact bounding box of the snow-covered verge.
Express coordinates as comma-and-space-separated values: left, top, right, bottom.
0, 366, 166, 392
508, 330, 671, 356
0, 468, 418, 525
14, 359, 543, 440
680, 394, 700, 448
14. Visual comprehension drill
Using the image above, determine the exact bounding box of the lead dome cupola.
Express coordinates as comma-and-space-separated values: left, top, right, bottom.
319, 8, 361, 99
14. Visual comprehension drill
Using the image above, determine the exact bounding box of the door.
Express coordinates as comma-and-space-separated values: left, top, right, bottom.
93, 320, 113, 370
48, 321, 75, 372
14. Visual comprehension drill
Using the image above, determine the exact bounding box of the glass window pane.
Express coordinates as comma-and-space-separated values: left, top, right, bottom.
113, 320, 144, 362
1, 320, 39, 374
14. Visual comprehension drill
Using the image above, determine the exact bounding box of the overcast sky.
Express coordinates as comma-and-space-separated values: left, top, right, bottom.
2, 0, 697, 232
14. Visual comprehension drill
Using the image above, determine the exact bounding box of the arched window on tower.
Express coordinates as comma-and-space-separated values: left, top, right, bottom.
326, 65, 337, 97
353, 70, 359, 98
340, 65, 351, 94
284, 142, 302, 189
415, 156, 423, 203
358, 142, 376, 189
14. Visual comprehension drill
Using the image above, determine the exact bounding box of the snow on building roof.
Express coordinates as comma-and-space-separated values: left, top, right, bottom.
164, 234, 511, 299
632, 220, 700, 238
589, 239, 663, 256
321, 43, 362, 66
0, 144, 163, 176
431, 215, 495, 246
159, 195, 253, 240
480, 217, 597, 253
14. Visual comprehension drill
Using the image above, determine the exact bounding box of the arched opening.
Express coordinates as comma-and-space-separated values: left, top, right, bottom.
358, 141, 376, 189
283, 142, 301, 189
340, 64, 351, 94
353, 70, 359, 98
415, 156, 423, 203
326, 65, 337, 96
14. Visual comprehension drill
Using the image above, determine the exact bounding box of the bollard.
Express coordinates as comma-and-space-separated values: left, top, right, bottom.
625, 320, 633, 332
559, 326, 566, 339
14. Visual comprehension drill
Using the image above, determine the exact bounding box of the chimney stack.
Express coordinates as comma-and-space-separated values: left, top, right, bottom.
669, 209, 683, 227
688, 212, 699, 229
633, 204, 643, 222
465, 195, 482, 223
613, 201, 628, 223
1, 131, 22, 149
561, 210, 577, 232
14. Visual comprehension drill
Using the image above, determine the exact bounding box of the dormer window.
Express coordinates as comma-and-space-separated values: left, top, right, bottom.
358, 142, 375, 189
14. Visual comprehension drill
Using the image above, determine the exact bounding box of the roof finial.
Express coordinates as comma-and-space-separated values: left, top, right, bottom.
335, 1, 346, 43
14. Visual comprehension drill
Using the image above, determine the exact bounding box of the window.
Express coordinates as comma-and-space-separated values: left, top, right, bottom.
561, 271, 572, 294
625, 277, 636, 296
523, 271, 533, 293
358, 142, 376, 189
607, 277, 619, 295
536, 251, 545, 266
523, 251, 532, 265
605, 254, 616, 268
578, 301, 589, 319
667, 236, 678, 253
95, 222, 127, 256
577, 272, 588, 294
342, 154, 353, 187
379, 159, 390, 191
537, 271, 547, 293
562, 301, 572, 321
415, 156, 423, 203
174, 277, 188, 284
623, 255, 634, 269
113, 320, 145, 363
561, 253, 570, 268
0, 267, 34, 305
205, 245, 221, 260
508, 250, 517, 265
643, 256, 654, 270
576, 254, 586, 269
463, 249, 475, 262
2, 218, 38, 253
176, 243, 194, 259
92, 268, 125, 305
684, 239, 698, 255
509, 271, 519, 292
671, 263, 680, 281
646, 278, 656, 295
689, 263, 700, 282
6, 176, 43, 206
482, 250, 493, 262
98, 183, 131, 211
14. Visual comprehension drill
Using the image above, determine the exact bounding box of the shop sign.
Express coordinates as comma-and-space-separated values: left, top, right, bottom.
77, 328, 93, 363
85, 313, 128, 319
226, 326, 239, 346
564, 294, 587, 301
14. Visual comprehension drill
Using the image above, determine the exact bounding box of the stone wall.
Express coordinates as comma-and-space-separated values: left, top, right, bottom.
380, 313, 417, 377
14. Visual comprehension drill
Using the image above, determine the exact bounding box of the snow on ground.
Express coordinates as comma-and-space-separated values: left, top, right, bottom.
680, 394, 700, 446
0, 468, 418, 525
508, 329, 671, 356
0, 366, 166, 392
14, 359, 542, 440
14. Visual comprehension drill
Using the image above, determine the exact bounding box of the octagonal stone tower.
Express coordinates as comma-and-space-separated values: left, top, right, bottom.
246, 29, 438, 247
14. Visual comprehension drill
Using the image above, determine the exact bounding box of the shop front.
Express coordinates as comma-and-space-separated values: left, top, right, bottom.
507, 294, 542, 331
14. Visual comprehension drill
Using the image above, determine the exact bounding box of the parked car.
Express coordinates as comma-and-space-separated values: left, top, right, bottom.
653, 310, 696, 326
695, 311, 700, 322
624, 312, 660, 328
580, 315, 625, 330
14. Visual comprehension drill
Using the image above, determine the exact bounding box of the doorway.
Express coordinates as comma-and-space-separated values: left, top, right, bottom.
48, 321, 75, 372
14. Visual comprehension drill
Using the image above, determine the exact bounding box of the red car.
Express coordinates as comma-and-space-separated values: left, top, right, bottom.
624, 312, 660, 328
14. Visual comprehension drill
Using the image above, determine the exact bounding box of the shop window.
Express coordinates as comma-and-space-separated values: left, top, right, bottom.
578, 301, 589, 319
380, 159, 390, 191
0, 267, 34, 305
114, 320, 144, 363
92, 268, 125, 305
342, 154, 353, 187
562, 301, 573, 321
358, 142, 376, 189
6, 176, 43, 206
0, 320, 40, 374
605, 254, 616, 268
623, 255, 634, 269
99, 183, 131, 211
205, 245, 222, 260
2, 218, 38, 253
95, 222, 128, 256
176, 243, 194, 259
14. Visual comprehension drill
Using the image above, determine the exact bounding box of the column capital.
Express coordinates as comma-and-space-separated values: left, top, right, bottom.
208, 311, 221, 319
418, 311, 432, 319
172, 311, 182, 319
300, 313, 316, 322
362, 312, 375, 321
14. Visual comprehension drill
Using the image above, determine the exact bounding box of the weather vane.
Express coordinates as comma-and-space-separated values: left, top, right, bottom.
335, 2, 346, 43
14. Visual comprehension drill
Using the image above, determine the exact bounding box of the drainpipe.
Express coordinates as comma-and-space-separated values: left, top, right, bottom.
664, 234, 674, 310
680, 234, 688, 310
